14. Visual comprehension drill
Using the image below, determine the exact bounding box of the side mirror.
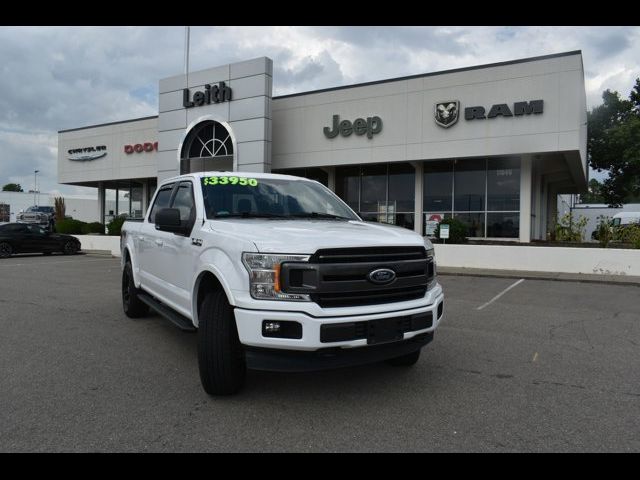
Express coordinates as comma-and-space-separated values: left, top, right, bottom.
156, 208, 188, 234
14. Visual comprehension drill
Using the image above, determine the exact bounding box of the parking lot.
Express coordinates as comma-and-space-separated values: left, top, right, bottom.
1, 254, 639, 452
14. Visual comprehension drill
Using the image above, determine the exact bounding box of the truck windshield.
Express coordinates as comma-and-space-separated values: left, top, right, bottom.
200, 175, 360, 221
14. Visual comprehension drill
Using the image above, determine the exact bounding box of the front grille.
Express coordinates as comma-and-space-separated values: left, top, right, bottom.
312, 246, 427, 264
312, 285, 427, 308
282, 246, 434, 308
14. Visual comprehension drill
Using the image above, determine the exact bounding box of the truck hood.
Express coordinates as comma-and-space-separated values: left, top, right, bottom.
208, 219, 425, 254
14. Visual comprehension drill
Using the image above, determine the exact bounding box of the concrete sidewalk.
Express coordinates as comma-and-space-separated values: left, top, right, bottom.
438, 266, 640, 286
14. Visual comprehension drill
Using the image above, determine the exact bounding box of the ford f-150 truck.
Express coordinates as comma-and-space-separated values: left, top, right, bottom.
121, 171, 444, 395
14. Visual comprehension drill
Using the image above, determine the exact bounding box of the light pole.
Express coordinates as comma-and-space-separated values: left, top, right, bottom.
34, 170, 39, 207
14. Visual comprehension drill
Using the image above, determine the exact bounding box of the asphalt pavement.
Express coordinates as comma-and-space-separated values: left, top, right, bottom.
1, 254, 639, 452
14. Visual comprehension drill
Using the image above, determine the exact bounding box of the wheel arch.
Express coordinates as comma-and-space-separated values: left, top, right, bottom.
192, 269, 234, 328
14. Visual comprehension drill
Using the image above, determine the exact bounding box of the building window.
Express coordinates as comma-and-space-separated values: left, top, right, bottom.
271, 168, 329, 187
0, 203, 9, 223
423, 157, 520, 238
335, 163, 415, 230
180, 120, 234, 174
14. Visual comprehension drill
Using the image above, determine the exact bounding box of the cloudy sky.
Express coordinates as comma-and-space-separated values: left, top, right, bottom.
1, 26, 639, 196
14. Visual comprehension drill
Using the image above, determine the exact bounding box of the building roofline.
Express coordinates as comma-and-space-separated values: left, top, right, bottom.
273, 50, 583, 100
58, 115, 159, 134
57, 50, 583, 133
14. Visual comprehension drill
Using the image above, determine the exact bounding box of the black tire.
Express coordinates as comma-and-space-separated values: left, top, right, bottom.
43, 251, 52, 256
122, 262, 149, 318
385, 349, 421, 367
0, 242, 12, 258
198, 290, 246, 395
62, 240, 78, 255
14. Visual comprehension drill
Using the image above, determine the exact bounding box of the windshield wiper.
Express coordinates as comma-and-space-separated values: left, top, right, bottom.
289, 212, 351, 220
213, 212, 289, 219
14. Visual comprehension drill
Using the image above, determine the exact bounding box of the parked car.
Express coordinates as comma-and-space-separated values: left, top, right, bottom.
16, 206, 56, 231
0, 223, 81, 258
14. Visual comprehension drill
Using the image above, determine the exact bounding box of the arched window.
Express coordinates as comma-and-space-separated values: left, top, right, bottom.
180, 120, 234, 174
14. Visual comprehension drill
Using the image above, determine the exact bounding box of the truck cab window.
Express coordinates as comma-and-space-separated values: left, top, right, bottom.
148, 185, 174, 223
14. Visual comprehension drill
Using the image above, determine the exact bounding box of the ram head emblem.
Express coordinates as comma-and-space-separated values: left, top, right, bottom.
434, 101, 460, 128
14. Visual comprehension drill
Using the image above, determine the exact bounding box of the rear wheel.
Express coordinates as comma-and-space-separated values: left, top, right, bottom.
63, 241, 78, 255
385, 349, 421, 367
122, 262, 149, 318
198, 290, 246, 395
0, 242, 12, 258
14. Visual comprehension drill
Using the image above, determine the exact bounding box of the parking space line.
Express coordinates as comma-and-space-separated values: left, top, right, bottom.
477, 278, 525, 310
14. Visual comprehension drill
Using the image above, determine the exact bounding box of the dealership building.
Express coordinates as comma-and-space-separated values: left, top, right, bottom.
57, 50, 588, 242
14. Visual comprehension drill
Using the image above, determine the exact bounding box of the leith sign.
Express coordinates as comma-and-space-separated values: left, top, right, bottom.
183, 81, 233, 108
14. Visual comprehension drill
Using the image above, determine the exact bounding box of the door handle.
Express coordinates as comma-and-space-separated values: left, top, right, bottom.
155, 239, 164, 247
137, 235, 145, 242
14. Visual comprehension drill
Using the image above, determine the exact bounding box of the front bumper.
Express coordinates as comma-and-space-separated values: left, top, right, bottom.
245, 332, 434, 372
234, 290, 444, 370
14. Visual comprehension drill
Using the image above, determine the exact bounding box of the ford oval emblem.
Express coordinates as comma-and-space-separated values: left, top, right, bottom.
368, 268, 396, 285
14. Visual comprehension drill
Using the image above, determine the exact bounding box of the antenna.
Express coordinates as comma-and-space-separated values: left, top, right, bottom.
184, 26, 190, 82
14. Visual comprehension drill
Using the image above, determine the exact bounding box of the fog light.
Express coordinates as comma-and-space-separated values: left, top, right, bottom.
264, 321, 281, 333
262, 320, 302, 339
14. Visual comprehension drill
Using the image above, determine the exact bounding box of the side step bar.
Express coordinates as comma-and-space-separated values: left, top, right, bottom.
138, 292, 196, 332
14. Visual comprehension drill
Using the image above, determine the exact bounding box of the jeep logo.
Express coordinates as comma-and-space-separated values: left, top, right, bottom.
367, 268, 396, 285
323, 114, 383, 139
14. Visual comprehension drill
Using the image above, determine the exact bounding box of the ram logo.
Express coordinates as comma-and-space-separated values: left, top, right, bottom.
434, 101, 460, 128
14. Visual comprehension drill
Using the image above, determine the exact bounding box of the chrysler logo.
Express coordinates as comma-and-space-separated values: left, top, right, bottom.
435, 100, 459, 128
368, 268, 396, 285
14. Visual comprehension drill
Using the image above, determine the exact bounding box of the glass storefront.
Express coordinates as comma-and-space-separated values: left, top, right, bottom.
272, 168, 329, 187
335, 163, 415, 230
102, 180, 150, 225
423, 157, 520, 238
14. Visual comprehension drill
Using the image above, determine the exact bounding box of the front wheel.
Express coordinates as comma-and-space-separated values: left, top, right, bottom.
385, 349, 421, 367
0, 242, 12, 258
198, 290, 246, 395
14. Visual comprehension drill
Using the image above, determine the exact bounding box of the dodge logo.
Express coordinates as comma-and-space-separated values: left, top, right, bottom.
435, 100, 459, 128
368, 268, 396, 285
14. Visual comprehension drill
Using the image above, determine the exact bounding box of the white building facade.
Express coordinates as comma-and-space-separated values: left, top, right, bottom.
58, 52, 588, 242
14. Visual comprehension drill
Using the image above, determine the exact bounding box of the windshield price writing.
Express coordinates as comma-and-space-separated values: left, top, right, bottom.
203, 176, 259, 187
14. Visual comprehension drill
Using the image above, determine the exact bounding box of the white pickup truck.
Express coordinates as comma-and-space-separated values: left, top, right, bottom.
121, 171, 444, 395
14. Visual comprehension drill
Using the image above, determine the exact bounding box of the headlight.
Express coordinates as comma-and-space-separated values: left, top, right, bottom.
424, 239, 437, 289
242, 253, 311, 301
424, 237, 435, 260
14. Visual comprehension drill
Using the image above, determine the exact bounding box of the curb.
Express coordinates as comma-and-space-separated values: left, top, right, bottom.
82, 249, 115, 257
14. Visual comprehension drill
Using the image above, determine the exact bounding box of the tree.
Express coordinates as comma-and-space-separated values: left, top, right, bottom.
588, 78, 640, 207
54, 196, 66, 223
2, 183, 23, 192
579, 179, 606, 204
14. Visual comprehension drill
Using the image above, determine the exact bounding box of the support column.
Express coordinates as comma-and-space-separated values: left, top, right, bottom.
142, 181, 149, 218
519, 155, 533, 243
98, 182, 105, 226
412, 161, 423, 236
324, 166, 336, 192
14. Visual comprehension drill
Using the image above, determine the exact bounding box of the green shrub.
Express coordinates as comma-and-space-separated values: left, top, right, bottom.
596, 215, 613, 248
55, 218, 87, 235
433, 217, 468, 244
555, 212, 588, 242
81, 222, 105, 234
106, 215, 127, 236
614, 223, 640, 249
